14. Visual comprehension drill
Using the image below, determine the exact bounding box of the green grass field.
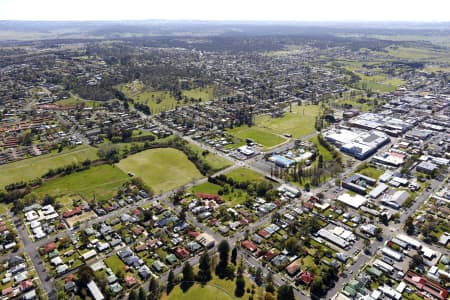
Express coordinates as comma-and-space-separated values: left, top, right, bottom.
356, 167, 384, 180
225, 167, 266, 183
357, 74, 405, 93
118, 81, 214, 113
54, 94, 96, 107
386, 46, 450, 62
310, 136, 333, 161
191, 182, 222, 194
0, 145, 98, 189
162, 268, 264, 300
187, 143, 232, 172
116, 148, 203, 193
227, 126, 286, 150
181, 86, 215, 102
255, 104, 319, 138
31, 164, 128, 201
104, 255, 127, 274
163, 284, 233, 300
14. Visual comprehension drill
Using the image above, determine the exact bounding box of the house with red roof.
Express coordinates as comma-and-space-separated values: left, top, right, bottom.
65, 274, 75, 283
303, 201, 314, 210
175, 247, 190, 259
264, 249, 278, 262
404, 271, 448, 300
298, 270, 314, 285
188, 231, 200, 238
44, 242, 56, 253
285, 260, 301, 277
131, 225, 145, 236
135, 244, 148, 253
241, 240, 257, 252
125, 276, 137, 287
195, 193, 223, 204
20, 279, 34, 292
63, 206, 81, 218
258, 229, 271, 239
1, 287, 13, 296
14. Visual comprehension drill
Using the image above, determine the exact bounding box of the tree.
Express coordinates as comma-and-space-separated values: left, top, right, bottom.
311, 279, 324, 297
277, 285, 295, 300
265, 272, 275, 293
218, 240, 230, 264
148, 276, 160, 300
138, 287, 147, 300
198, 251, 212, 282
224, 263, 236, 279
285, 237, 300, 254
231, 247, 238, 265
255, 267, 263, 286
410, 254, 424, 270
76, 266, 94, 287
379, 214, 388, 226
128, 289, 138, 300
304, 182, 311, 192
167, 270, 175, 293
97, 144, 120, 162
181, 262, 195, 291
404, 216, 415, 235
318, 154, 324, 169
235, 273, 245, 297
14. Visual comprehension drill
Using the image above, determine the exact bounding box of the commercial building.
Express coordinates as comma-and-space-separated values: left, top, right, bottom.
369, 183, 388, 199
195, 233, 215, 248
342, 173, 376, 195
396, 234, 422, 249
269, 154, 295, 168
381, 247, 403, 261
405, 129, 433, 141
381, 190, 410, 209
372, 151, 406, 167
416, 161, 438, 175
324, 128, 390, 160
277, 184, 301, 197
337, 193, 367, 209
87, 281, 105, 300
404, 271, 448, 300
373, 259, 394, 274
348, 113, 414, 136
317, 228, 350, 249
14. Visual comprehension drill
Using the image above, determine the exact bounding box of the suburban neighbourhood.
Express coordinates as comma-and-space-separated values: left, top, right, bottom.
0, 19, 449, 300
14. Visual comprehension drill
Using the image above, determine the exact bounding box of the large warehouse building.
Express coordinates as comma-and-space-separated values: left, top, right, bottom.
324, 128, 390, 160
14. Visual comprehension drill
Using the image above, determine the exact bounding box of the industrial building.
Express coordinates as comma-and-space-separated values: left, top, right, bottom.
342, 173, 376, 195
348, 113, 415, 136
381, 247, 403, 261
269, 154, 295, 168
369, 183, 388, 199
404, 129, 433, 141
372, 150, 406, 167
317, 228, 350, 249
381, 190, 410, 209
416, 161, 438, 175
337, 193, 367, 209
396, 234, 422, 249
324, 128, 390, 160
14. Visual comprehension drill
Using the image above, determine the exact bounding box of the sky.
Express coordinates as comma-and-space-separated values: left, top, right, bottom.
0, 0, 449, 22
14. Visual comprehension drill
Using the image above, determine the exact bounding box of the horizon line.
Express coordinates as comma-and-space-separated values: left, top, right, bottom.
1, 19, 450, 24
